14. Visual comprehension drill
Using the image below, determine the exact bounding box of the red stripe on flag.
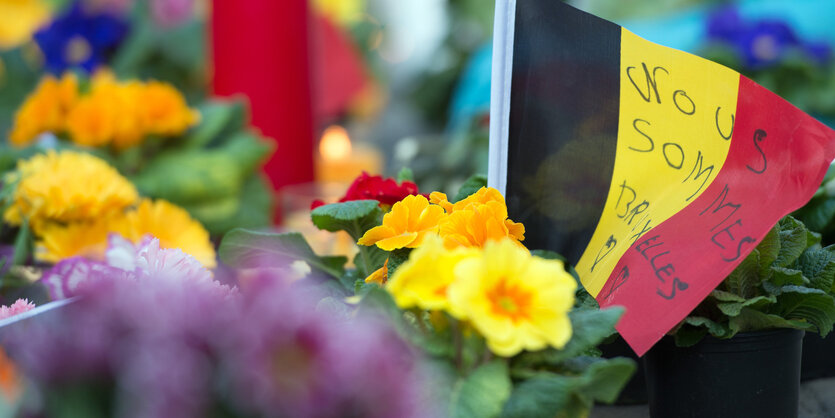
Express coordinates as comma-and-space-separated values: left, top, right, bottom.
597, 76, 835, 356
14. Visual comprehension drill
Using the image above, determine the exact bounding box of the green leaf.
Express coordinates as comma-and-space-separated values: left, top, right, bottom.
501, 358, 635, 418
725, 249, 761, 298
775, 287, 835, 336
386, 248, 412, 277
797, 246, 835, 292
673, 323, 709, 347
185, 174, 273, 236
449, 360, 512, 418
729, 307, 815, 334
310, 200, 381, 241
352, 245, 388, 280
716, 295, 776, 317
453, 174, 488, 202
775, 217, 810, 267
530, 249, 566, 262
397, 167, 414, 182
682, 316, 731, 340
512, 307, 623, 368
757, 226, 781, 271
769, 266, 807, 286
12, 218, 29, 266
709, 289, 746, 303
181, 100, 245, 149
218, 229, 343, 279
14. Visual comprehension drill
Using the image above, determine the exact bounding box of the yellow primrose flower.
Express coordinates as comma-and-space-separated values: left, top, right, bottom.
385, 236, 478, 316
0, 0, 51, 50
125, 199, 217, 268
357, 194, 446, 251
439, 200, 525, 248
447, 239, 576, 357
365, 258, 388, 285
430, 187, 506, 214
9, 73, 78, 146
3, 150, 138, 231
35, 215, 132, 263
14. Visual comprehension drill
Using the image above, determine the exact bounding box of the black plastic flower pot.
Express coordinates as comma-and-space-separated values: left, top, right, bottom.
801, 331, 835, 381
644, 328, 804, 418
599, 335, 647, 404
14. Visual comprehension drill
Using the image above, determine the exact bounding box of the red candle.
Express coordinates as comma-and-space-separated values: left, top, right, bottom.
210, 0, 315, 216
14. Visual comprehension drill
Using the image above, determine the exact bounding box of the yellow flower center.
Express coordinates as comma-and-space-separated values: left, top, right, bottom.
487, 279, 532, 323
64, 36, 91, 65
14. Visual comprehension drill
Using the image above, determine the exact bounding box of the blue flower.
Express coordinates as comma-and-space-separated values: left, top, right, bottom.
33, 1, 128, 74
706, 6, 831, 70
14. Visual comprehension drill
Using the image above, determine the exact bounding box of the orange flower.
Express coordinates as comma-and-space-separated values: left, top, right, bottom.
139, 81, 200, 136
365, 258, 388, 285
9, 73, 78, 146
0, 348, 21, 404
357, 194, 445, 251
433, 187, 525, 248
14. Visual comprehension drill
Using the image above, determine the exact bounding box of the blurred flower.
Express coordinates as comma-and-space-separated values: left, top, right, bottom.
150, 0, 194, 28
138, 80, 200, 136
706, 6, 832, 69
358, 194, 445, 251
36, 199, 216, 267
365, 258, 388, 285
35, 214, 130, 263
447, 239, 576, 357
6, 268, 428, 418
34, 0, 128, 74
314, 0, 365, 26
386, 236, 476, 316
126, 199, 216, 268
8, 72, 78, 146
3, 150, 138, 231
0, 299, 36, 320
0, 348, 21, 404
42, 234, 224, 300
312, 171, 422, 210
0, 0, 51, 50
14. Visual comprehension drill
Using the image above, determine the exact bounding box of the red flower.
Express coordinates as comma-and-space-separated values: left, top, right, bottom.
341, 172, 420, 206
310, 172, 423, 211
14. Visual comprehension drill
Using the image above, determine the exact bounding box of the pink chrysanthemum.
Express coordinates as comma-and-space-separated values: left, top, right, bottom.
0, 299, 36, 321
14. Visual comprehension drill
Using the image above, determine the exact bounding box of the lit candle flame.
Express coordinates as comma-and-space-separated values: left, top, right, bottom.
320, 125, 352, 161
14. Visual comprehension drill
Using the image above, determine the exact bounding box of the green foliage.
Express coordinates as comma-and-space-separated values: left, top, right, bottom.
675, 216, 835, 345
453, 174, 488, 202
310, 200, 384, 278
448, 361, 512, 418
218, 229, 344, 279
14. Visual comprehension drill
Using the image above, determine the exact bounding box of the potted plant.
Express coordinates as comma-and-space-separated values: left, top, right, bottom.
644, 216, 835, 418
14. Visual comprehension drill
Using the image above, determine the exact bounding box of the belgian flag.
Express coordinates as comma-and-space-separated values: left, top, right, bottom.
489, 0, 835, 355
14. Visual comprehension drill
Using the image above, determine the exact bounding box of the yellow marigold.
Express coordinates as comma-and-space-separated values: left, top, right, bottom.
0, 0, 51, 50
3, 151, 138, 230
357, 194, 446, 251
385, 235, 477, 316
35, 215, 132, 263
125, 199, 217, 268
447, 239, 576, 357
439, 200, 525, 248
139, 81, 200, 136
9, 73, 78, 146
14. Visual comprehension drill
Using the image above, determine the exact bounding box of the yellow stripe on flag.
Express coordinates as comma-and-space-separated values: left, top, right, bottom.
577, 28, 741, 296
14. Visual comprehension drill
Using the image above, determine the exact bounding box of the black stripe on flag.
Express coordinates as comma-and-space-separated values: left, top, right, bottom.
506, 0, 621, 263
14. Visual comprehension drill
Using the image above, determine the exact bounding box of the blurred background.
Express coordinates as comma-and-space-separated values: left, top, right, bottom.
1, 0, 834, 225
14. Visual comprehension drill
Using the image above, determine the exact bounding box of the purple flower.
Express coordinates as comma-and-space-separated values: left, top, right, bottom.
150, 0, 195, 28
6, 268, 430, 417
34, 0, 129, 74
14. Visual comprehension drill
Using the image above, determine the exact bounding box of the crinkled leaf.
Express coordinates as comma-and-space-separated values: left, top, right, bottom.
798, 246, 835, 292
729, 307, 815, 334
682, 316, 731, 340
774, 286, 835, 336
311, 200, 382, 241
453, 174, 488, 202
186, 174, 273, 236
716, 295, 776, 317
769, 266, 807, 286
218, 229, 343, 278
710, 289, 746, 303
530, 249, 566, 262
775, 217, 810, 267
386, 248, 412, 277
757, 226, 780, 271
449, 360, 512, 418
673, 323, 709, 347
181, 100, 247, 149
512, 307, 623, 368
725, 249, 761, 298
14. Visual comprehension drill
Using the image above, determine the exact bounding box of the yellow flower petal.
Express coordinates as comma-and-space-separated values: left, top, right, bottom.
375, 232, 418, 251
357, 225, 396, 246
